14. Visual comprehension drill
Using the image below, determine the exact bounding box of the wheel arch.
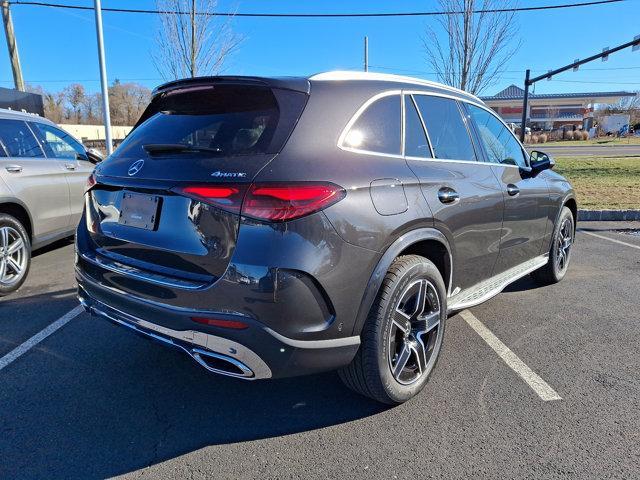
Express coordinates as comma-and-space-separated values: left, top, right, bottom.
563, 196, 577, 228
351, 228, 452, 336
0, 200, 33, 241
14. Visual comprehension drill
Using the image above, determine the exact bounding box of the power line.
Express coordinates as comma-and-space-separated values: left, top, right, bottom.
9, 0, 627, 18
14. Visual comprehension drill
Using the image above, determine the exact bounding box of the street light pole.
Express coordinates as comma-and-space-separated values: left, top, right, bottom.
93, 0, 113, 155
520, 69, 530, 142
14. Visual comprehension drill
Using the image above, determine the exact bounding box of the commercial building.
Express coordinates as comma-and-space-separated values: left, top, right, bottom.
481, 85, 636, 130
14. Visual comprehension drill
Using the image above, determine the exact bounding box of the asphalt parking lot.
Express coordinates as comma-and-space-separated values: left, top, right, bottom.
1, 221, 639, 479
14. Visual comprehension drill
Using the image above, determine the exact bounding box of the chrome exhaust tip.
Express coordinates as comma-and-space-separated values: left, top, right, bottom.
191, 348, 255, 378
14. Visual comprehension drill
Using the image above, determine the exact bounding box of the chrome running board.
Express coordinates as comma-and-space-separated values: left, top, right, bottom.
447, 254, 548, 312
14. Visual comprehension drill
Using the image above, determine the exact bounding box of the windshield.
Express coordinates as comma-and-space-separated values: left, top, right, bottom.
112, 84, 304, 161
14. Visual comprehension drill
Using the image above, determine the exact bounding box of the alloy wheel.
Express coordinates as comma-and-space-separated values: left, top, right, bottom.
388, 279, 441, 385
556, 218, 573, 272
0, 226, 28, 287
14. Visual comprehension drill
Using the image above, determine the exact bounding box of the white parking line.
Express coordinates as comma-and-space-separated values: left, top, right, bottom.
459, 310, 562, 402
578, 229, 640, 251
0, 304, 84, 371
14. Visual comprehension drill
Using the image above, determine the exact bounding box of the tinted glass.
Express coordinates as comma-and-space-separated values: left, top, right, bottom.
468, 105, 527, 167
413, 95, 476, 161
404, 96, 431, 158
112, 85, 304, 161
0, 119, 44, 157
343, 95, 401, 155
30, 122, 86, 159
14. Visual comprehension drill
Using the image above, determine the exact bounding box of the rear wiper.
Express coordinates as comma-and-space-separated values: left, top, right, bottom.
142, 143, 223, 155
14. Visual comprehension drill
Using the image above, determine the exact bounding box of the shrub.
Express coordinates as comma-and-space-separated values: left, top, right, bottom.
539, 133, 547, 143
530, 135, 538, 144
565, 131, 574, 140
524, 134, 531, 144
581, 131, 589, 140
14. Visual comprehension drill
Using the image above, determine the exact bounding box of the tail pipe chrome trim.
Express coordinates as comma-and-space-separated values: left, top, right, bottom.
79, 294, 271, 380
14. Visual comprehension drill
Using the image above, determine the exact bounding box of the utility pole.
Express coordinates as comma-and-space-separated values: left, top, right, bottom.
93, 0, 113, 155
190, 0, 196, 77
364, 36, 368, 72
1, 0, 25, 91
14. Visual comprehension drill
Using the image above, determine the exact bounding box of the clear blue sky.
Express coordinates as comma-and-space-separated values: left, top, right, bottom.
2, 0, 640, 96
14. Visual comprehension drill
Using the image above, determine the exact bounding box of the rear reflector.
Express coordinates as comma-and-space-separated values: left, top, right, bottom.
191, 317, 249, 330
175, 182, 345, 222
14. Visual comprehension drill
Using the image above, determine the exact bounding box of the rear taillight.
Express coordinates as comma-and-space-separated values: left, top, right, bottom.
244, 183, 345, 221
175, 185, 248, 214
174, 182, 345, 222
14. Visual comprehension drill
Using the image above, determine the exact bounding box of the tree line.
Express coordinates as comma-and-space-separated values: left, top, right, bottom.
27, 80, 152, 126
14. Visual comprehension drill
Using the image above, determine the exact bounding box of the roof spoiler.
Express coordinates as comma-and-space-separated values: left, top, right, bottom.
152, 76, 311, 97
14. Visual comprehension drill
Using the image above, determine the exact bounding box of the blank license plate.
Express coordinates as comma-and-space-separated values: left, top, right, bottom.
119, 192, 160, 230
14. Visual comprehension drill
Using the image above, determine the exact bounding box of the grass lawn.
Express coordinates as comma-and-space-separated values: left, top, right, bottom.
527, 137, 640, 147
554, 156, 640, 210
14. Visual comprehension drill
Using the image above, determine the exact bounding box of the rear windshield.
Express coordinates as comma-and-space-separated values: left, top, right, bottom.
112, 84, 307, 160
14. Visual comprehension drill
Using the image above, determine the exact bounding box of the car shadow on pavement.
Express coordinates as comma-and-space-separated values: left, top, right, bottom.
0, 316, 388, 479
502, 274, 546, 293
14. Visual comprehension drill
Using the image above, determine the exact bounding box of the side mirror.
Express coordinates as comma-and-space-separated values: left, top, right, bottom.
85, 148, 105, 164
529, 150, 555, 174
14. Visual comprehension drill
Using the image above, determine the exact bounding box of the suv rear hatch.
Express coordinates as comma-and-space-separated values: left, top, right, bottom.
85, 79, 309, 285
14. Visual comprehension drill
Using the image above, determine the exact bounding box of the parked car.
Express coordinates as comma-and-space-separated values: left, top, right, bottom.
0, 109, 101, 296
76, 72, 576, 404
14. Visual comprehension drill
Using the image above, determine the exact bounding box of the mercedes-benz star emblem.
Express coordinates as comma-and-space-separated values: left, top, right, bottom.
128, 159, 145, 176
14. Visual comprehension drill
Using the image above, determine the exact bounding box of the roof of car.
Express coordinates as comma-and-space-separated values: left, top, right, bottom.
151, 71, 482, 104
308, 71, 482, 103
0, 108, 53, 124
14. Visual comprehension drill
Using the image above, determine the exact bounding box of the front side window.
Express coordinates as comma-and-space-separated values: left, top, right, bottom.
0, 119, 44, 158
413, 95, 476, 161
30, 122, 86, 160
467, 104, 527, 168
342, 94, 401, 155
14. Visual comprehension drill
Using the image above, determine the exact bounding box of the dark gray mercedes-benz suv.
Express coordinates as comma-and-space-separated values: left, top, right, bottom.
76, 71, 576, 404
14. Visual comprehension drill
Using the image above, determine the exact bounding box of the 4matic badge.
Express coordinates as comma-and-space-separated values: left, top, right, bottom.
211, 171, 247, 178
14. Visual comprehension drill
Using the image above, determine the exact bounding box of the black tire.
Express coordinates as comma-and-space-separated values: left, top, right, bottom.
339, 255, 446, 405
531, 206, 574, 286
0, 213, 31, 296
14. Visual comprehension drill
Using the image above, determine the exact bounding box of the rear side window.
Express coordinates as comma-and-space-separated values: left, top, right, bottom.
0, 119, 44, 158
113, 84, 307, 161
404, 95, 431, 158
30, 122, 86, 160
342, 94, 401, 155
467, 104, 527, 168
413, 95, 476, 161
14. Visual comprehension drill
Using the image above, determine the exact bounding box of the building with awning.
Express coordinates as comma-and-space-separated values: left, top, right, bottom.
481, 85, 636, 130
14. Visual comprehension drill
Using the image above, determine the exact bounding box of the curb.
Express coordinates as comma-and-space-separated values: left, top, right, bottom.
578, 210, 640, 221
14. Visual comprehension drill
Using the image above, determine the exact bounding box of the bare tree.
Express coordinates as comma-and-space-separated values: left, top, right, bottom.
423, 0, 521, 94
153, 0, 243, 80
63, 84, 86, 123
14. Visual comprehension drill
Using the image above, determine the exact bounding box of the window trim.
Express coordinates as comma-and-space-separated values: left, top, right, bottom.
338, 88, 527, 169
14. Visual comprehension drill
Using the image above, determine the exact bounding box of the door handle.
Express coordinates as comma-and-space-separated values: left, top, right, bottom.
506, 184, 520, 196
5, 165, 22, 173
64, 163, 76, 171
437, 187, 459, 204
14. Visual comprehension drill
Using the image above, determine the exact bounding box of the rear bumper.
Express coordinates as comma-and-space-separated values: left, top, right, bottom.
77, 269, 361, 380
